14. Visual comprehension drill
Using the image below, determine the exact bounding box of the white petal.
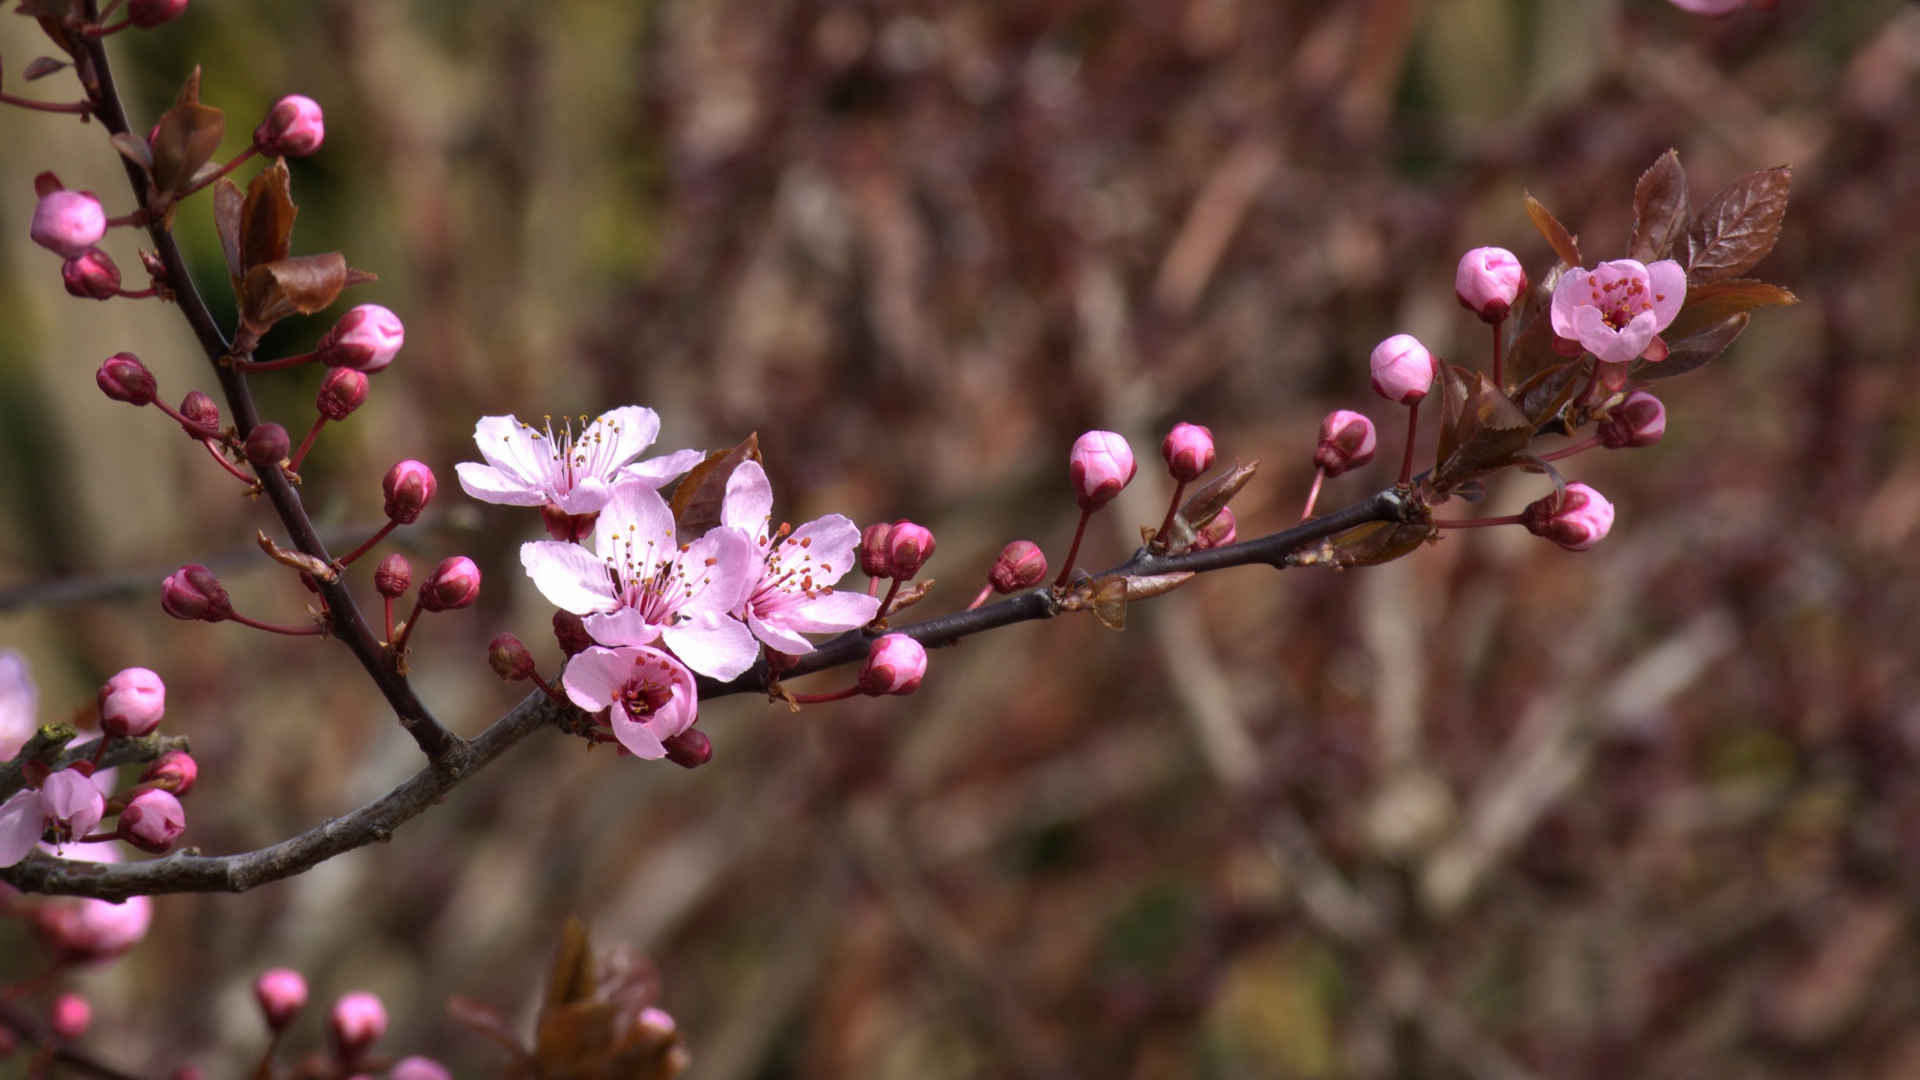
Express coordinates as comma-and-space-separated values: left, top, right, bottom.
621, 449, 707, 488
553, 476, 614, 515
472, 415, 551, 488
677, 527, 760, 617
594, 481, 679, 570
722, 460, 775, 535
455, 462, 547, 507
661, 613, 761, 680
560, 646, 630, 711
748, 609, 818, 656
521, 541, 619, 614
779, 590, 881, 634
583, 609, 663, 648
782, 514, 861, 585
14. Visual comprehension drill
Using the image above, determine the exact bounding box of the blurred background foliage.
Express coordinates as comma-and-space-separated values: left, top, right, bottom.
4, 0, 1920, 1075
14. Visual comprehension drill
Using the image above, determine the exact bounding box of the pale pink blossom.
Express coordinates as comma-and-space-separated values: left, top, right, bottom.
721, 461, 880, 655
521, 480, 760, 679
41, 769, 104, 846
1455, 246, 1528, 322
457, 407, 702, 516
1370, 334, 1436, 405
1069, 430, 1137, 511
1549, 259, 1686, 367
561, 645, 699, 760
0, 790, 46, 867
0, 649, 37, 762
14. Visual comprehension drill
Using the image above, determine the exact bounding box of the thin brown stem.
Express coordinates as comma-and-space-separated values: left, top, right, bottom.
1053, 509, 1093, 588
1398, 399, 1421, 485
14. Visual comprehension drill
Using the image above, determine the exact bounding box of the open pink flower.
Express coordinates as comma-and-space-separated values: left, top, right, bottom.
521, 480, 760, 679
456, 407, 704, 516
561, 645, 699, 760
1, 649, 36, 763
1549, 259, 1686, 366
721, 461, 880, 655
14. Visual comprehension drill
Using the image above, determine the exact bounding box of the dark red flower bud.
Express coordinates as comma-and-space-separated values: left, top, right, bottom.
62, 249, 121, 300
128, 0, 189, 28
244, 423, 289, 469
885, 520, 935, 579
374, 553, 411, 598
858, 522, 893, 577
96, 352, 156, 406
382, 460, 436, 524
253, 95, 325, 158
179, 391, 220, 438
315, 367, 369, 421
553, 611, 593, 657
488, 632, 536, 681
988, 540, 1048, 593
663, 728, 713, 770
161, 564, 232, 621
419, 556, 480, 612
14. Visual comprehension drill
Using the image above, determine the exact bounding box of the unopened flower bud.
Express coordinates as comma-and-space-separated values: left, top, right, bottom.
663, 728, 713, 770
141, 751, 197, 795
1522, 482, 1615, 551
253, 95, 325, 158
253, 968, 308, 1032
885, 520, 936, 579
118, 789, 186, 853
858, 522, 894, 577
1454, 246, 1527, 323
1069, 430, 1137, 511
368, 556, 410, 602
316, 367, 370, 421
96, 352, 156, 406
1313, 409, 1378, 477
858, 634, 927, 696
1160, 422, 1215, 483
128, 0, 188, 27
63, 249, 121, 300
1193, 506, 1237, 550
1370, 333, 1436, 405
636, 1006, 678, 1043
179, 390, 221, 438
419, 556, 480, 612
30, 189, 106, 259
1596, 390, 1667, 449
389, 1058, 452, 1080
553, 611, 593, 657
99, 666, 166, 737
42, 768, 105, 844
488, 633, 536, 681
988, 540, 1047, 593
316, 304, 404, 372
383, 460, 436, 524
162, 564, 233, 622
244, 423, 290, 469
329, 991, 388, 1059
50, 993, 91, 1040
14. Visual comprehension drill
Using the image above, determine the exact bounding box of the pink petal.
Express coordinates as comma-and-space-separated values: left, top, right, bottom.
559, 646, 634, 711
620, 449, 706, 488
454, 462, 547, 507
593, 482, 678, 562
1549, 268, 1590, 340
778, 590, 881, 634
521, 541, 620, 614
722, 460, 775, 536
0, 790, 46, 867
660, 613, 760, 680
470, 415, 548, 487
552, 476, 614, 515
583, 609, 663, 648
783, 515, 862, 584
581, 406, 662, 476
747, 610, 818, 656
676, 528, 759, 618
1646, 259, 1686, 329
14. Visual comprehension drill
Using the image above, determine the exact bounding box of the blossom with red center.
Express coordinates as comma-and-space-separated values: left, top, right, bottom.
561, 645, 700, 760
720, 461, 879, 655
457, 407, 703, 518
1549, 258, 1686, 367
521, 480, 760, 679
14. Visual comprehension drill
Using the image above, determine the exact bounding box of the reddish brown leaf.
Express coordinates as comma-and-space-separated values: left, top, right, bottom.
1176, 458, 1258, 531
1524, 192, 1581, 269
212, 179, 244, 281
1629, 149, 1689, 262
149, 101, 226, 198
1432, 363, 1533, 488
239, 252, 350, 333
22, 56, 68, 81
1510, 360, 1584, 429
173, 65, 203, 107
1500, 264, 1566, 388
239, 159, 297, 273
1321, 520, 1434, 568
108, 132, 154, 175
668, 434, 761, 537
1684, 165, 1791, 282
1662, 279, 1798, 341
1639, 312, 1748, 382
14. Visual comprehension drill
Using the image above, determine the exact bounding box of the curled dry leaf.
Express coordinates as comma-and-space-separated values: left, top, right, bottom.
668, 433, 761, 537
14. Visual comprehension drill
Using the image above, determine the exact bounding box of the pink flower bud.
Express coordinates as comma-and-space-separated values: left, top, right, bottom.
50, 993, 91, 1040
663, 728, 713, 770
118, 789, 186, 853
244, 423, 290, 469
253, 95, 325, 158
1370, 333, 1436, 405
99, 666, 166, 737
858, 634, 927, 696
373, 554, 411, 599
1313, 409, 1378, 477
329, 991, 388, 1059
162, 564, 233, 622
128, 0, 189, 27
1596, 390, 1667, 449
1160, 422, 1215, 483
42, 768, 105, 844
316, 304, 404, 372
488, 632, 536, 681
96, 352, 156, 406
383, 460, 436, 524
253, 968, 308, 1031
858, 522, 894, 577
1069, 430, 1137, 511
179, 391, 221, 438
988, 539, 1048, 593
389, 1058, 453, 1080
419, 556, 480, 612
34, 893, 154, 961
1454, 246, 1527, 323
1523, 482, 1615, 551
141, 751, 198, 795
636, 1006, 678, 1042
885, 520, 936, 579
316, 367, 370, 421
553, 611, 593, 657
30, 189, 106, 259
1193, 506, 1237, 550
63, 248, 121, 300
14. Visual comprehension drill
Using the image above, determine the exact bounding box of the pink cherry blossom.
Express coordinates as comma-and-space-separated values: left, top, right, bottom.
0, 649, 37, 763
1370, 334, 1436, 405
1524, 482, 1616, 551
561, 645, 699, 760
1454, 246, 1527, 322
456, 407, 703, 516
1069, 430, 1137, 511
721, 461, 880, 655
1549, 258, 1686, 367
0, 790, 46, 867
521, 480, 760, 679
41, 769, 105, 846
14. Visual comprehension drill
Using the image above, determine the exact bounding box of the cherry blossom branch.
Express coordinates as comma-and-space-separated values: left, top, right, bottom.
0, 489, 1410, 900
73, 7, 465, 769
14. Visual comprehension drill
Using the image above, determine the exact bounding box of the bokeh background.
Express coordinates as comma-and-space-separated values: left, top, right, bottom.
4, 0, 1920, 1075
